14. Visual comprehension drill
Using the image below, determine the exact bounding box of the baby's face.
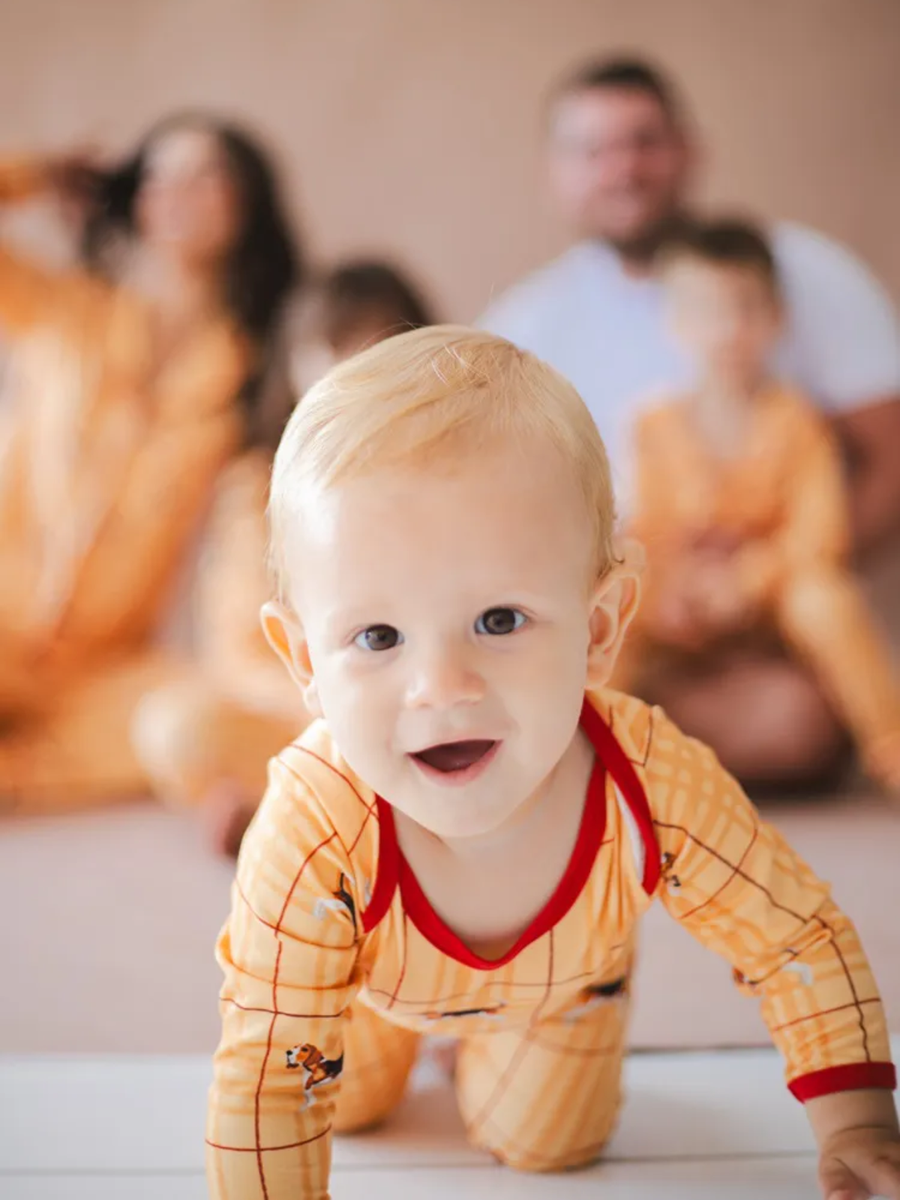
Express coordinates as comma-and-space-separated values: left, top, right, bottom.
666, 259, 781, 385
283, 438, 605, 840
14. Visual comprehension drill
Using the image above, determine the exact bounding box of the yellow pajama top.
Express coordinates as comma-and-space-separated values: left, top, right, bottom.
207, 689, 895, 1199
628, 384, 850, 610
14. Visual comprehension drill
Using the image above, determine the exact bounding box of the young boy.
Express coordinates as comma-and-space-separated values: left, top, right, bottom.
206, 327, 898, 1200
618, 220, 900, 792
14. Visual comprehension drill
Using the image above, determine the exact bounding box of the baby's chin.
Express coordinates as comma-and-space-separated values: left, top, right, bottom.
397, 798, 516, 843
390, 772, 526, 843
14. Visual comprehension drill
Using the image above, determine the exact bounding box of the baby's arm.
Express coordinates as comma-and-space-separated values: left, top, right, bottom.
206, 757, 364, 1200
643, 708, 897, 1198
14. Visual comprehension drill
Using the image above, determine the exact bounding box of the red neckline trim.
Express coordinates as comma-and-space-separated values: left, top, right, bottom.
579, 701, 661, 894
361, 697, 659, 961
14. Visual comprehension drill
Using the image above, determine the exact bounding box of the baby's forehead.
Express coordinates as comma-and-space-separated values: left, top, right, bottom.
276, 447, 595, 604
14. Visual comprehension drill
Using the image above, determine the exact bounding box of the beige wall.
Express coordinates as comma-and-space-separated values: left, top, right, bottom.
1, 0, 899, 317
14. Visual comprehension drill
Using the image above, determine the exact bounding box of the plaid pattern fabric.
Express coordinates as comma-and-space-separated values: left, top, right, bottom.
207, 690, 893, 1199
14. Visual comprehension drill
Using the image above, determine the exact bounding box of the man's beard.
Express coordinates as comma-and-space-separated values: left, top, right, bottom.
603, 211, 694, 267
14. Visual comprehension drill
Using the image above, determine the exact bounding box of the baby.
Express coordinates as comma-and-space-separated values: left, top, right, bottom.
618, 219, 900, 791
206, 328, 897, 1200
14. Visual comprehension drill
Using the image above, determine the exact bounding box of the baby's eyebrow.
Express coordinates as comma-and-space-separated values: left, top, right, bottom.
320, 604, 387, 635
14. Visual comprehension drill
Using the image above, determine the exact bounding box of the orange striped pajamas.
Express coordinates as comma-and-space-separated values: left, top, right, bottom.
207, 689, 894, 1199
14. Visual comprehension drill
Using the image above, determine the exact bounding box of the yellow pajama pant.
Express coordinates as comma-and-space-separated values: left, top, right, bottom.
774, 565, 900, 769
132, 678, 301, 807
0, 652, 187, 812
332, 986, 629, 1172
622, 560, 900, 774
0, 658, 299, 814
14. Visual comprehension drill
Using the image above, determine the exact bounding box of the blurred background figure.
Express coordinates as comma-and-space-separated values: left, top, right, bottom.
0, 112, 301, 813
480, 55, 900, 787
132, 259, 436, 856
291, 259, 435, 392
616, 220, 900, 792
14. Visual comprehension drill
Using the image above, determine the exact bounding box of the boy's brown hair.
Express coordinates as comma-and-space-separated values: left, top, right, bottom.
661, 218, 780, 295
313, 261, 435, 354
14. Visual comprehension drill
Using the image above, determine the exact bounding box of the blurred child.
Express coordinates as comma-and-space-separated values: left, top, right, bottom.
132, 260, 435, 854
291, 259, 434, 392
617, 219, 900, 793
206, 327, 897, 1200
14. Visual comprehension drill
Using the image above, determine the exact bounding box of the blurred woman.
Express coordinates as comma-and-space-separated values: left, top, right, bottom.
133, 259, 436, 854
0, 113, 301, 813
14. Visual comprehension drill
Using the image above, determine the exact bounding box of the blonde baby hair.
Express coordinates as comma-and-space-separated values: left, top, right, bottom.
269, 325, 617, 597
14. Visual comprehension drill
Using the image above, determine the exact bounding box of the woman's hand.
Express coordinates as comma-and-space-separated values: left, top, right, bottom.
44, 151, 105, 229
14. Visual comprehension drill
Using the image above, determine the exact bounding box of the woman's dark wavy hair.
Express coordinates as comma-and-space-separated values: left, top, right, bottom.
82, 113, 303, 434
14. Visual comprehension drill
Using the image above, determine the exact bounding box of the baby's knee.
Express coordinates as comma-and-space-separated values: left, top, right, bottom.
332, 1069, 411, 1135
475, 1123, 614, 1174
494, 1142, 609, 1174
461, 1076, 620, 1175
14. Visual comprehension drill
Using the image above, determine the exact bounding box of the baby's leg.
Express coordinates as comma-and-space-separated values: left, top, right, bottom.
455, 978, 630, 1172
775, 565, 900, 784
332, 1002, 420, 1134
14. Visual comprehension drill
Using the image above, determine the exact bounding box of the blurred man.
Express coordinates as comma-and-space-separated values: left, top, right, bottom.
481, 57, 900, 788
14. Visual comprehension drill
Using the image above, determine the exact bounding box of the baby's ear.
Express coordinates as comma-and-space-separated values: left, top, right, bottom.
261, 600, 322, 718
586, 540, 643, 690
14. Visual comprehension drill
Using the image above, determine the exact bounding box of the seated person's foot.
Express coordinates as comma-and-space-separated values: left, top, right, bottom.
201, 781, 258, 857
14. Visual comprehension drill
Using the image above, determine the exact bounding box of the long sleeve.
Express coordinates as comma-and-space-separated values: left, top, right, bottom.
626, 409, 685, 554
207, 755, 365, 1200
734, 402, 850, 605
32, 319, 253, 654
644, 707, 894, 1100
51, 402, 242, 649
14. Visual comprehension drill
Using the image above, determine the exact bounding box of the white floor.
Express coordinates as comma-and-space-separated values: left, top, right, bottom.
2, 1040, 897, 1198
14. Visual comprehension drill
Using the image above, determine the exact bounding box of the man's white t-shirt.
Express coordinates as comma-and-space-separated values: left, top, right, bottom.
479, 223, 900, 507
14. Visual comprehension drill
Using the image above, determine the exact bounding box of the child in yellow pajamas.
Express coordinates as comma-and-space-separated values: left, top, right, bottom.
133, 261, 435, 854
207, 328, 899, 1200
616, 219, 900, 791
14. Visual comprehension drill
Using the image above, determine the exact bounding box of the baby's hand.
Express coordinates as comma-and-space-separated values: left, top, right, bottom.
818, 1125, 900, 1199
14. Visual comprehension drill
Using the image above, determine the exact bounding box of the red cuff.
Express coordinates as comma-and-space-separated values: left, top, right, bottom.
790, 1062, 897, 1102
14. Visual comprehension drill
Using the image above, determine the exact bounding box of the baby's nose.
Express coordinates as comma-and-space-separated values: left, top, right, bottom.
406, 643, 485, 709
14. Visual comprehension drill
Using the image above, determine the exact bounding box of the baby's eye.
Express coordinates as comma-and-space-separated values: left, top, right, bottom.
475, 607, 526, 636
355, 625, 403, 652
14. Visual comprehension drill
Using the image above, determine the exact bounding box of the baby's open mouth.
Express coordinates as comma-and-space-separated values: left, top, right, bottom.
412, 740, 497, 774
